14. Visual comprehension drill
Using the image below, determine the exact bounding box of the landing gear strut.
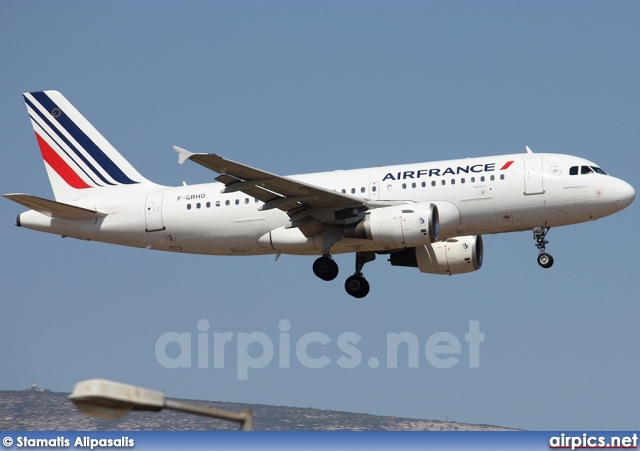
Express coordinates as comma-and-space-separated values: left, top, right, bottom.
533, 226, 554, 269
313, 254, 339, 281
344, 251, 375, 298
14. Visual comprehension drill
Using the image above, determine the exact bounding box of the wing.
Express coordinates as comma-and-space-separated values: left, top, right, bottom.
174, 146, 367, 236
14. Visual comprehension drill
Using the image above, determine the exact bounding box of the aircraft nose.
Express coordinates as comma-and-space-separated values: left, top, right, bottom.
614, 178, 635, 210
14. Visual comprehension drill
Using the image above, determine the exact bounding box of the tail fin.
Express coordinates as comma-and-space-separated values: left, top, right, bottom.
23, 91, 154, 201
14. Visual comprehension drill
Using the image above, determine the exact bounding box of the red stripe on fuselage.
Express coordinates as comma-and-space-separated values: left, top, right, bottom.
500, 160, 514, 170
35, 132, 91, 189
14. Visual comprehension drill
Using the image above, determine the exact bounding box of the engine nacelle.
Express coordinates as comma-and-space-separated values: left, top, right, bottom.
344, 201, 461, 249
344, 202, 439, 248
389, 235, 483, 275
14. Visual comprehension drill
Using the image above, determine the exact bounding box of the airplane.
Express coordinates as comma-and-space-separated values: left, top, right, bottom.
3, 91, 636, 298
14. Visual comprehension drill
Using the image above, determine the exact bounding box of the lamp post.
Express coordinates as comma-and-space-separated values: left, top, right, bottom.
69, 379, 253, 431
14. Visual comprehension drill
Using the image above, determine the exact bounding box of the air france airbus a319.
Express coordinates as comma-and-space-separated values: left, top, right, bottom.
4, 91, 635, 298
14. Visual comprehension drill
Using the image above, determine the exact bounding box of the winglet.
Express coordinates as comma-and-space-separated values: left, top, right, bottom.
173, 146, 195, 165
525, 146, 533, 154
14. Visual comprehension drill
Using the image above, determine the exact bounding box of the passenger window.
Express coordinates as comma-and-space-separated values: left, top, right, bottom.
196, 203, 201, 209
431, 181, 436, 187
341, 189, 346, 193
569, 166, 579, 175
500, 174, 505, 180
187, 204, 192, 210
402, 183, 407, 189
411, 182, 416, 188
470, 177, 476, 183
351, 188, 356, 194
480, 176, 485, 182
421, 181, 426, 187
245, 198, 249, 204
451, 179, 455, 185
216, 201, 220, 207
361, 187, 365, 193
490, 175, 495, 181
461, 178, 465, 184
206, 202, 211, 208
441, 180, 446, 186
372, 185, 377, 192
235, 199, 240, 205
225, 200, 230, 206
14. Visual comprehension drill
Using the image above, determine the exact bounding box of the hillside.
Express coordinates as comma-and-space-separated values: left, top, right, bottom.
0, 387, 517, 431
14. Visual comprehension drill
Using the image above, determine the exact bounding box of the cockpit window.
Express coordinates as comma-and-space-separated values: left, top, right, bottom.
570, 165, 608, 176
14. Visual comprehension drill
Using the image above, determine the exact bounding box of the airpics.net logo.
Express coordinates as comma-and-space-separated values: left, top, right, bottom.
155, 320, 484, 380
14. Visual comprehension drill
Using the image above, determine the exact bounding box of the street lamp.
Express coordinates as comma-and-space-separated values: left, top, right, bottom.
69, 379, 253, 431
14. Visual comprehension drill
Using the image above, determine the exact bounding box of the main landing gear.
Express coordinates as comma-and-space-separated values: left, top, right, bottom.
345, 251, 375, 299
313, 251, 375, 298
312, 254, 339, 281
533, 226, 554, 269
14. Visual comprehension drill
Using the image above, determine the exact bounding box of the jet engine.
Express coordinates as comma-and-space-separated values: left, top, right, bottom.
343, 201, 461, 249
389, 235, 483, 275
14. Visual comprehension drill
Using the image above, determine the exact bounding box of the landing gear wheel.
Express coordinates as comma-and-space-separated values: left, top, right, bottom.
532, 227, 555, 269
345, 275, 370, 298
537, 252, 554, 269
313, 256, 339, 281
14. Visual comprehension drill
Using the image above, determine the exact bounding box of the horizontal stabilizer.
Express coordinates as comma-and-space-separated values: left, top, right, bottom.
2, 193, 108, 220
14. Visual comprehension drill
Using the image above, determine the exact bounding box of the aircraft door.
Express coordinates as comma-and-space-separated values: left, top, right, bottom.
145, 193, 166, 232
524, 157, 545, 195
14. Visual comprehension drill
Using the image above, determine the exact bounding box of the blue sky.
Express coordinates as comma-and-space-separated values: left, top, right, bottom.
1, 1, 638, 430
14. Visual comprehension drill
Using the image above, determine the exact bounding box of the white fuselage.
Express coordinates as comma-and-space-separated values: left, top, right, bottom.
17, 152, 635, 256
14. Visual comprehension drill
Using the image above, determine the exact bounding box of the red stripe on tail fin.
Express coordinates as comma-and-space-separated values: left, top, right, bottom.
35, 133, 91, 189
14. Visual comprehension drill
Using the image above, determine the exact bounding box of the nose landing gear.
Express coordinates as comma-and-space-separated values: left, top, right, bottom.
533, 226, 554, 268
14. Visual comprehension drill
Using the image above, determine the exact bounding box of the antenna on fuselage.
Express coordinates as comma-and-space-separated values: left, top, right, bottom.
525, 146, 533, 154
